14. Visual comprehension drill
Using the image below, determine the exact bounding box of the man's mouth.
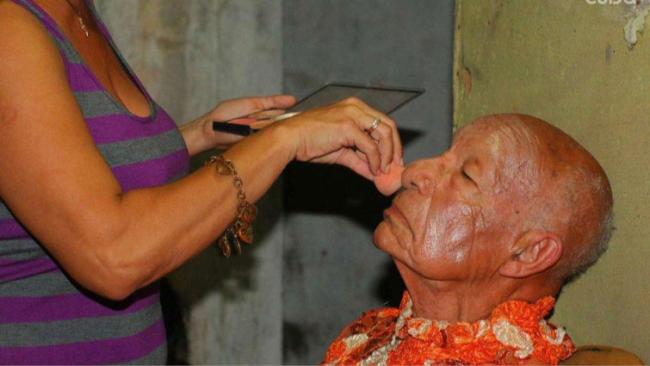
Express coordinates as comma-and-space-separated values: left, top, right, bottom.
383, 203, 414, 243
383, 205, 406, 226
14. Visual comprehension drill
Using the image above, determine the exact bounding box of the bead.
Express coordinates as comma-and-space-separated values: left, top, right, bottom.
242, 205, 258, 223
218, 235, 232, 258
237, 225, 254, 244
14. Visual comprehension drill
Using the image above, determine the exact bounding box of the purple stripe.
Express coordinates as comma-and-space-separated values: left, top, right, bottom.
113, 149, 190, 191
66, 63, 102, 92
0, 318, 165, 365
0, 219, 29, 240
87, 113, 176, 144
0, 257, 58, 282
0, 285, 159, 323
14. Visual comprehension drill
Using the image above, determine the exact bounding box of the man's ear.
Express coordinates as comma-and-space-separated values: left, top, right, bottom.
499, 230, 563, 278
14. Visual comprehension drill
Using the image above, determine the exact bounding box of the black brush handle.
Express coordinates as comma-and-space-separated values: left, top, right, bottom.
212, 122, 254, 136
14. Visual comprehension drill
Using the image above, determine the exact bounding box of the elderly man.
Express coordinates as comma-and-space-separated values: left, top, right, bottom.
324, 114, 613, 365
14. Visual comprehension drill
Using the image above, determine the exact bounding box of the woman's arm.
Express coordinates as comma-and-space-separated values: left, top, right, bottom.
0, 4, 400, 301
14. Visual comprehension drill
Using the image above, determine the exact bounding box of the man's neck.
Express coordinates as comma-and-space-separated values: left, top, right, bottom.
395, 262, 561, 323
403, 276, 509, 322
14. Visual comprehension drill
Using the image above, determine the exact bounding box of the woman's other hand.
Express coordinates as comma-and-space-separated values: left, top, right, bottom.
275, 97, 404, 184
181, 94, 296, 155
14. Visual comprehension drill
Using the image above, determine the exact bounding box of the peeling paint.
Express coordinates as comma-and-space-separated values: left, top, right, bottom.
463, 66, 473, 95
624, 0, 650, 48
605, 44, 615, 64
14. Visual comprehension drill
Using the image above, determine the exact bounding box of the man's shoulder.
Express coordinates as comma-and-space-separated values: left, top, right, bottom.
323, 306, 400, 364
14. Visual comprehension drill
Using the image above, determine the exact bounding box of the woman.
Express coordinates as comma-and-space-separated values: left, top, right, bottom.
0, 0, 403, 364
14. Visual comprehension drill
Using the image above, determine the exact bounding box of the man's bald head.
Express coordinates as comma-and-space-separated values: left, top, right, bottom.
472, 114, 614, 284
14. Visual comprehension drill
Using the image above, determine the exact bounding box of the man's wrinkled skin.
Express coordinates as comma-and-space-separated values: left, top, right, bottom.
374, 114, 613, 325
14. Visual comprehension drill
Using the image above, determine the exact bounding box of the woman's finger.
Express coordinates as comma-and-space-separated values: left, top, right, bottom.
374, 161, 405, 196
213, 95, 296, 121
251, 94, 296, 111
343, 105, 394, 173
334, 150, 374, 181
248, 109, 286, 120
377, 114, 403, 164
342, 97, 403, 164
368, 120, 396, 173
342, 122, 382, 175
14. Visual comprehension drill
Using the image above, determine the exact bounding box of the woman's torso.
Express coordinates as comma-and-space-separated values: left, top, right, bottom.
0, 0, 190, 363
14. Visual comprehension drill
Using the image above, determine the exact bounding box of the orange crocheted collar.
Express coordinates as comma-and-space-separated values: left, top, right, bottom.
323, 292, 576, 365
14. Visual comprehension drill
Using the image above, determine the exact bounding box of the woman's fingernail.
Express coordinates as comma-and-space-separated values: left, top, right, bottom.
384, 164, 391, 174
399, 157, 405, 166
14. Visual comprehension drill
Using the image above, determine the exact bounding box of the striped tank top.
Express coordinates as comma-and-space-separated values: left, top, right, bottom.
0, 0, 190, 364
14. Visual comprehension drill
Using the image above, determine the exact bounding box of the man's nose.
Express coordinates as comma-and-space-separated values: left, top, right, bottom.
402, 159, 440, 195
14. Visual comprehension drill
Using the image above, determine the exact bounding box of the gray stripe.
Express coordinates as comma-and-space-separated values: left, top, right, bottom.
0, 202, 14, 220
74, 91, 123, 118
0, 238, 43, 258
98, 129, 185, 167
17, 1, 83, 63
0, 239, 47, 261
0, 270, 79, 296
0, 300, 161, 347
127, 342, 168, 365
53, 36, 83, 64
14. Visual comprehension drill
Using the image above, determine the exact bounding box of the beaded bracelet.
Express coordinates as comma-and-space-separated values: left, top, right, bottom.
206, 155, 257, 257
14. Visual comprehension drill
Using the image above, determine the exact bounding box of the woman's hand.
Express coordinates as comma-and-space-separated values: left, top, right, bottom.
181, 94, 296, 155
275, 97, 404, 188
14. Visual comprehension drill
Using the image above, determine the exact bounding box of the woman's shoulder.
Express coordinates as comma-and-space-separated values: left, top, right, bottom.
0, 0, 38, 25
0, 0, 67, 125
0, 1, 64, 79
0, 0, 59, 51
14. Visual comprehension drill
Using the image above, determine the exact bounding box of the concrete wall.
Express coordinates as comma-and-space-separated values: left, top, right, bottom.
282, 0, 454, 363
454, 0, 650, 360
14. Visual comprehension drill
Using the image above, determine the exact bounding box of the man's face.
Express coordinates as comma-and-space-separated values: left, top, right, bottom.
374, 121, 539, 281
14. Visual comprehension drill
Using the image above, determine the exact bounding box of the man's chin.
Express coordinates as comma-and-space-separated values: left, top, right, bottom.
373, 222, 388, 247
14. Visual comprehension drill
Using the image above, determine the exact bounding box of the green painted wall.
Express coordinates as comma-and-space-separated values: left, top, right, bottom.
454, 0, 649, 360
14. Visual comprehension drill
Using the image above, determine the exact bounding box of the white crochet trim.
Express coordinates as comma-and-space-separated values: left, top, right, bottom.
539, 320, 567, 345
360, 297, 413, 366
436, 320, 449, 330
343, 333, 369, 350
360, 344, 390, 366
407, 319, 432, 337
492, 319, 534, 359
476, 320, 490, 338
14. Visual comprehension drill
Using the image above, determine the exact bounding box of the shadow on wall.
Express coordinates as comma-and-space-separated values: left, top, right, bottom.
280, 271, 406, 364
282, 162, 407, 361
162, 152, 285, 363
